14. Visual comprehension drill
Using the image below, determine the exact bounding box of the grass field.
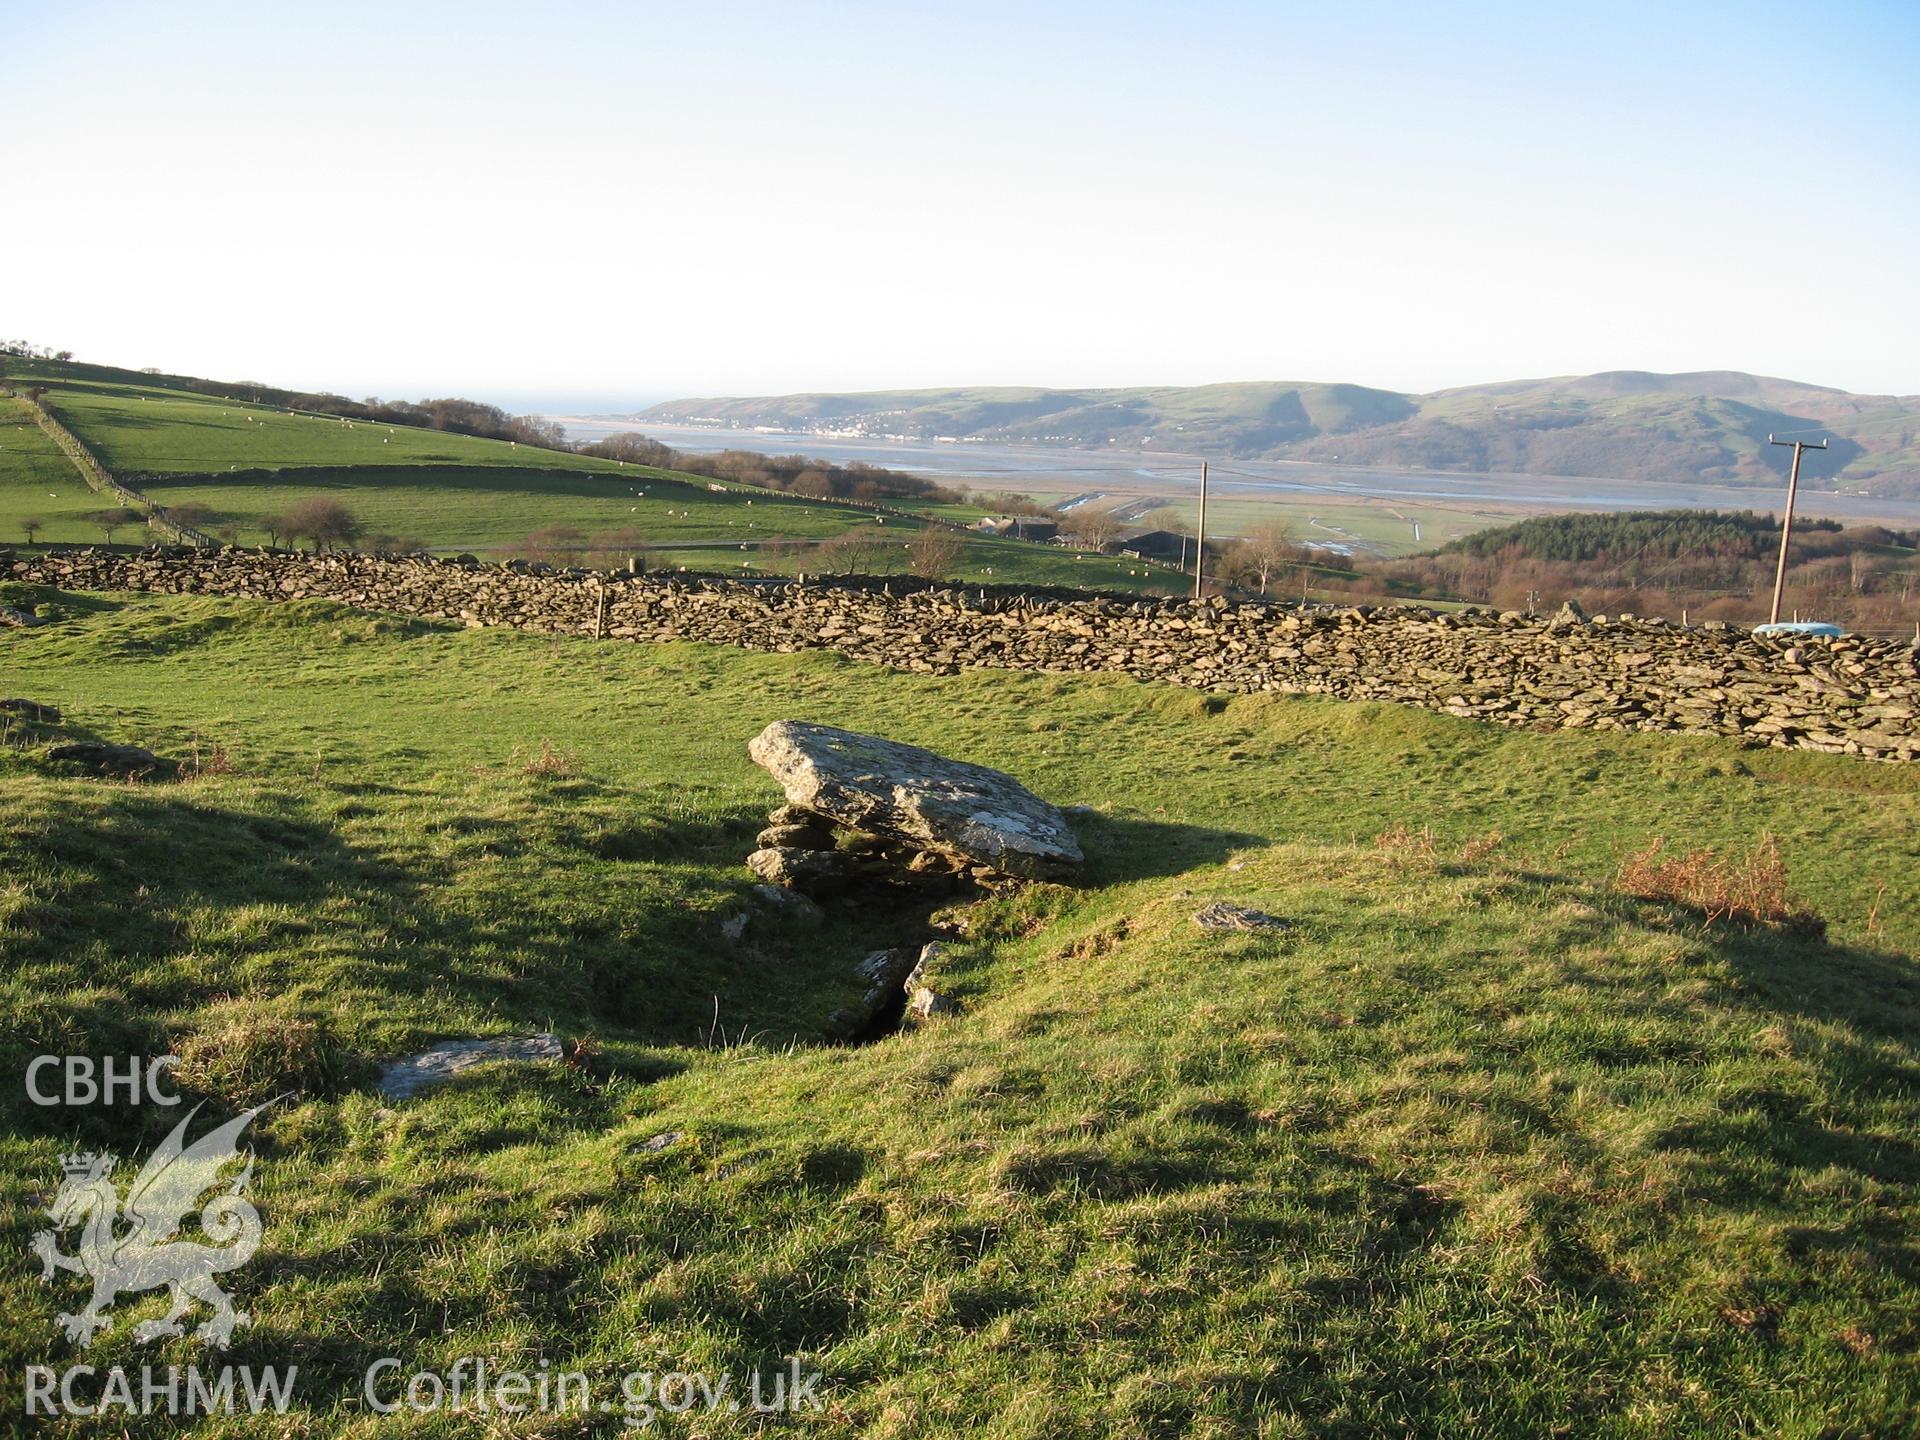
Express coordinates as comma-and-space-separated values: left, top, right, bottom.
36, 379, 630, 477
0, 393, 112, 546
137, 464, 889, 552
3, 584, 1916, 1435
2, 364, 1183, 592
1142, 494, 1508, 555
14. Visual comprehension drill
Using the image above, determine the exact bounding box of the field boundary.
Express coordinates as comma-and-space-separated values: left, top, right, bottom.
10, 547, 1917, 760
4, 387, 216, 548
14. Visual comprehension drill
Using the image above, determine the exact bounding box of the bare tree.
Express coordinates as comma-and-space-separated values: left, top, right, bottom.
367, 534, 428, 555
817, 525, 894, 576
21, 515, 44, 545
907, 527, 964, 579
1059, 504, 1125, 551
258, 511, 294, 548
790, 468, 834, 500
1225, 519, 1298, 596
165, 501, 214, 532
283, 497, 364, 552
1141, 505, 1187, 533
588, 525, 651, 570
521, 524, 587, 565
87, 507, 143, 545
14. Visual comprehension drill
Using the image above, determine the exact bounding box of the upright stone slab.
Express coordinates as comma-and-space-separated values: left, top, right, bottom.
747, 720, 1084, 879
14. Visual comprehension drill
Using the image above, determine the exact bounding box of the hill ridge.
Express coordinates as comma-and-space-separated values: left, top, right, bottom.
639, 370, 1920, 495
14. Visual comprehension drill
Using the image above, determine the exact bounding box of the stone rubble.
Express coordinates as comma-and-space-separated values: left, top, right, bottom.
11, 547, 1917, 761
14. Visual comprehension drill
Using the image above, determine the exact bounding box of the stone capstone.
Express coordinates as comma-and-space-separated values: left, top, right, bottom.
748, 721, 1085, 879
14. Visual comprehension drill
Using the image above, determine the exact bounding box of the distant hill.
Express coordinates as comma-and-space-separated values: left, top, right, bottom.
640, 371, 1920, 497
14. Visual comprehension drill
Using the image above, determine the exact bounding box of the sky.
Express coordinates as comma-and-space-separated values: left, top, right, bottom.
5, 0, 1918, 409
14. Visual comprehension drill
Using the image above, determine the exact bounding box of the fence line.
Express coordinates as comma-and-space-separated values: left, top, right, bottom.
6, 386, 215, 548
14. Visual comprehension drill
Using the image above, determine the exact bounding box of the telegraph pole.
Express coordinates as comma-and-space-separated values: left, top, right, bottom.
1767, 434, 1828, 624
1193, 461, 1209, 600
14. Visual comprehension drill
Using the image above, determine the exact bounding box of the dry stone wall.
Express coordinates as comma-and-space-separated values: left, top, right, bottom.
11, 547, 1919, 761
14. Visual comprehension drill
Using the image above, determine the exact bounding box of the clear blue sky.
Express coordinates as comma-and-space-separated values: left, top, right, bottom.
6, 0, 1917, 405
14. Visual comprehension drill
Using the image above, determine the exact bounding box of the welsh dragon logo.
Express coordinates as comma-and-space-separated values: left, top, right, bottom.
31, 1101, 273, 1349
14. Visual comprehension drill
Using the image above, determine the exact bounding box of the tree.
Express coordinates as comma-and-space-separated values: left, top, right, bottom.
1059, 504, 1125, 551
790, 468, 834, 500
21, 515, 44, 545
258, 512, 294, 548
906, 527, 964, 579
817, 525, 893, 576
164, 501, 214, 533
522, 524, 587, 565
283, 497, 364, 552
579, 432, 679, 467
1224, 519, 1298, 596
367, 534, 427, 555
87, 507, 143, 545
588, 525, 650, 569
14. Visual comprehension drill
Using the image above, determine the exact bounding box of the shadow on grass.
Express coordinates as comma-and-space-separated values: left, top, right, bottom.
0, 789, 873, 1123
1067, 810, 1267, 886
1451, 862, 1920, 1204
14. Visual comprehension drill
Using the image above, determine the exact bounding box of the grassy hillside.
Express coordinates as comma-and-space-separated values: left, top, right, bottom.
1, 360, 1181, 592
33, 376, 629, 477
647, 381, 1417, 455
136, 464, 886, 555
0, 391, 102, 545
3, 585, 1917, 1434
642, 372, 1920, 495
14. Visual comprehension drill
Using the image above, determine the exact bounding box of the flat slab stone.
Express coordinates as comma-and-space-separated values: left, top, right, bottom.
747, 721, 1083, 880
377, 1033, 564, 1100
1192, 901, 1289, 932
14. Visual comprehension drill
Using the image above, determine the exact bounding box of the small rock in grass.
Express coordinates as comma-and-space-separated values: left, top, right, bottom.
46, 741, 169, 778
377, 1033, 564, 1100
903, 941, 945, 993
718, 911, 749, 942
748, 884, 825, 924
1192, 901, 1289, 933
906, 986, 955, 1020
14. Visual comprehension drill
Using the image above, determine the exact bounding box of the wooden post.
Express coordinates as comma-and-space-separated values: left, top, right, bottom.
1767, 435, 1827, 624
1192, 461, 1209, 601
594, 582, 607, 639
